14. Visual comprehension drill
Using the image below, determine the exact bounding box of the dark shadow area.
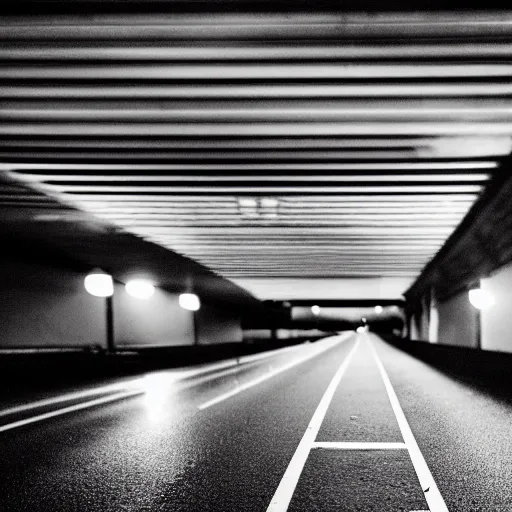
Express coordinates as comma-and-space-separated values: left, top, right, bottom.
380, 335, 512, 405
0, 334, 331, 404
2, 0, 508, 15
365, 316, 404, 336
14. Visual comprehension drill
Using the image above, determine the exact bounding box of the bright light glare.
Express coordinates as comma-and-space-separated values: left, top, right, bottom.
141, 374, 175, 422
179, 293, 201, 311
261, 198, 279, 208
311, 305, 321, 315
374, 305, 383, 314
125, 279, 155, 299
84, 271, 114, 297
420, 136, 512, 158
468, 288, 495, 310
356, 326, 367, 334
260, 197, 279, 218
238, 197, 258, 218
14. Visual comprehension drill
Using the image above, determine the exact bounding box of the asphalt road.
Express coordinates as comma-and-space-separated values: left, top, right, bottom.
0, 332, 510, 511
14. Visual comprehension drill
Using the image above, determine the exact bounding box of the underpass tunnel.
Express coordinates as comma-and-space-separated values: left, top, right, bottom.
2, 3, 512, 511
1, 0, 512, 426
1, 0, 512, 419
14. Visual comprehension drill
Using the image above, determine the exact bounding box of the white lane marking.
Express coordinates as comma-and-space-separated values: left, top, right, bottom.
0, 381, 142, 418
266, 338, 359, 512
176, 356, 285, 390
178, 362, 251, 388
237, 342, 306, 365
368, 335, 449, 512
0, 339, 313, 419
312, 441, 407, 450
0, 389, 143, 433
198, 333, 354, 410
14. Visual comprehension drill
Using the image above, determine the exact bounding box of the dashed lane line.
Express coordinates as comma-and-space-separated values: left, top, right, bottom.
266, 338, 360, 512
368, 334, 449, 512
312, 441, 407, 450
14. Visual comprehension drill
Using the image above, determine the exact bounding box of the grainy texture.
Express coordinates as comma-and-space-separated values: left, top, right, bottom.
0, 335, 510, 511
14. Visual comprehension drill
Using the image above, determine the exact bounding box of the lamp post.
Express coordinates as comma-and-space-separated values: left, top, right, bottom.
179, 276, 201, 345
84, 269, 115, 354
106, 294, 115, 354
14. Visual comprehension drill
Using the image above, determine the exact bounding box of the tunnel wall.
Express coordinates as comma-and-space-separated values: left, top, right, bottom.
428, 299, 439, 343
0, 259, 247, 350
243, 329, 273, 342
436, 291, 479, 348
410, 263, 512, 353
276, 329, 327, 339
409, 313, 421, 341
0, 260, 106, 348
195, 303, 242, 345
420, 297, 430, 340
480, 262, 512, 353
113, 283, 195, 348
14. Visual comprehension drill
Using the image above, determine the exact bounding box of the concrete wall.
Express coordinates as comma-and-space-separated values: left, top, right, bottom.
428, 299, 439, 343
409, 313, 421, 341
480, 262, 512, 353
0, 260, 106, 348
276, 328, 326, 339
420, 297, 430, 340
113, 283, 195, 348
0, 259, 245, 350
195, 303, 242, 345
411, 294, 437, 343
243, 329, 273, 342
437, 291, 479, 348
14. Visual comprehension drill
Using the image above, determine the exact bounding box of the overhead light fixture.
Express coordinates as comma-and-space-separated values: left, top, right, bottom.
238, 197, 258, 218
374, 305, 383, 314
179, 293, 201, 311
84, 269, 114, 298
468, 287, 494, 310
238, 197, 279, 219
125, 279, 155, 300
311, 305, 321, 315
260, 197, 279, 218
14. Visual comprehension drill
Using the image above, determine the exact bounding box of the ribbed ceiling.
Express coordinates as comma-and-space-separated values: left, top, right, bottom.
1, 10, 510, 279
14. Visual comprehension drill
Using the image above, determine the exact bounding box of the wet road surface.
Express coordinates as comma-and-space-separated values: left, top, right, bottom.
0, 332, 510, 511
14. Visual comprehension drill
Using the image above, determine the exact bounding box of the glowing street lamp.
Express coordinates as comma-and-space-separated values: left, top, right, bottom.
179, 293, 201, 311
125, 279, 155, 299
84, 268, 115, 353
84, 269, 114, 297
468, 287, 494, 310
